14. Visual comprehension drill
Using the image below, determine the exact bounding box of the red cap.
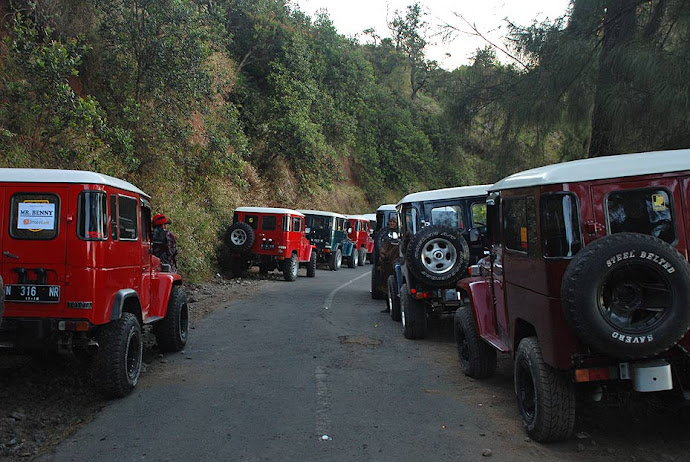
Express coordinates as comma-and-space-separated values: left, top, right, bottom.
153, 213, 170, 226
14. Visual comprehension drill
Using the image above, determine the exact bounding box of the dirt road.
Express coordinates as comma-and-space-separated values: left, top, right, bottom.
2, 266, 690, 461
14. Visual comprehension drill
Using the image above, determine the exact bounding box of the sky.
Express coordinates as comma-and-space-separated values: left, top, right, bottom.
291, 0, 572, 69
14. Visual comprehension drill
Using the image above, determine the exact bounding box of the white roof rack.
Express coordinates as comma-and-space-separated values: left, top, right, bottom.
235, 206, 304, 216
397, 185, 491, 205
491, 149, 690, 191
0, 168, 148, 197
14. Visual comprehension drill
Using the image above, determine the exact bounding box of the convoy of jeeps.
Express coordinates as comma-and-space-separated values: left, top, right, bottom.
2, 148, 690, 445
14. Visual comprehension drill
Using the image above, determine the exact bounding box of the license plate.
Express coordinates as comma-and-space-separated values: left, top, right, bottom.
261, 244, 275, 250
5, 284, 60, 303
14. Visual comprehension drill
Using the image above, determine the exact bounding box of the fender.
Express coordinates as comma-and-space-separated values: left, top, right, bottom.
394, 263, 404, 294
149, 272, 182, 321
460, 277, 496, 337
110, 289, 139, 321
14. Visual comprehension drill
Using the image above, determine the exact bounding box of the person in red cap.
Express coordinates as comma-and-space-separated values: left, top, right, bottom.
152, 213, 179, 272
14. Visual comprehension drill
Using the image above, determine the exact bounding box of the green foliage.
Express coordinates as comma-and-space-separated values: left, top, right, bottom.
2, 0, 684, 281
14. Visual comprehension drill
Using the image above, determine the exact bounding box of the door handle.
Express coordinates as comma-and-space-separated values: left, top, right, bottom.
3, 251, 19, 259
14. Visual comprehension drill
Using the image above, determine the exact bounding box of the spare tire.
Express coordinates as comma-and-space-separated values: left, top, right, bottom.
405, 225, 469, 288
561, 232, 690, 360
226, 222, 255, 252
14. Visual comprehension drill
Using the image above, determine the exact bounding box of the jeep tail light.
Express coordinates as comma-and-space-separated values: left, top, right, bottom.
410, 288, 417, 294
58, 321, 91, 332
574, 366, 618, 383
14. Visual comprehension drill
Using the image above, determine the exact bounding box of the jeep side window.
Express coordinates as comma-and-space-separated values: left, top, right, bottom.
606, 188, 675, 244
262, 216, 277, 231
471, 203, 487, 228
244, 215, 258, 230
403, 207, 418, 236
431, 205, 464, 229
293, 217, 301, 232
77, 191, 108, 240
118, 195, 138, 240
141, 202, 151, 242
541, 193, 582, 258
10, 193, 60, 240
503, 196, 537, 256
110, 195, 118, 240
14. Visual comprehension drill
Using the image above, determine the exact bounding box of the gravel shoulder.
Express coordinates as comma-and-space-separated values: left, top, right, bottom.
0, 274, 267, 461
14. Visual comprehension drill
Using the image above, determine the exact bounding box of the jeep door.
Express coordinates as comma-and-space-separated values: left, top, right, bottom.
139, 199, 152, 318
2, 185, 66, 317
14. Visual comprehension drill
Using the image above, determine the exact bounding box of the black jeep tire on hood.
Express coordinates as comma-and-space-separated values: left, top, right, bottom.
405, 225, 469, 289
226, 222, 255, 252
561, 232, 690, 360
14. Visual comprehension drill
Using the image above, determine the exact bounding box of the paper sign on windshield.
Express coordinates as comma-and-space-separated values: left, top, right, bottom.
17, 202, 56, 230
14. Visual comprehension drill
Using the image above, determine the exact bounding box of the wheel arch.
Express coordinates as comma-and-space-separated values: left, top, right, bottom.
110, 289, 142, 325
512, 318, 537, 355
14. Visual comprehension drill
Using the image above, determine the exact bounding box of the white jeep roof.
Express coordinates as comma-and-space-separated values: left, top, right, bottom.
346, 215, 369, 221
235, 206, 304, 216
297, 209, 347, 219
491, 149, 690, 191
362, 213, 376, 222
397, 185, 491, 206
0, 168, 148, 197
376, 204, 396, 212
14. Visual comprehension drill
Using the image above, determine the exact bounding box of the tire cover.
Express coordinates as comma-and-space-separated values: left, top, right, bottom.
561, 232, 690, 359
405, 225, 469, 288
226, 222, 255, 252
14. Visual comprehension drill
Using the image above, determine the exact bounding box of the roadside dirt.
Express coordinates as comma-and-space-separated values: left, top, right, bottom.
0, 273, 268, 462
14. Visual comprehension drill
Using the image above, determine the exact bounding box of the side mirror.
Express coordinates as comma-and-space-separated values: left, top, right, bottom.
348, 228, 353, 233
305, 227, 311, 234
469, 228, 481, 243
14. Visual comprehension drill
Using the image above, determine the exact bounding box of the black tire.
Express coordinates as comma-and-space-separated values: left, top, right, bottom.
348, 249, 359, 268
226, 222, 255, 252
514, 337, 575, 442
388, 275, 402, 322
154, 285, 189, 353
454, 306, 496, 378
400, 283, 426, 339
92, 313, 143, 399
358, 248, 367, 266
283, 253, 299, 281
561, 232, 690, 360
405, 225, 469, 289
329, 248, 342, 271
371, 266, 384, 299
306, 250, 317, 277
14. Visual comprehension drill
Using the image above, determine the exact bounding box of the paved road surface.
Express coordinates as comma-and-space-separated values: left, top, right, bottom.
50, 265, 689, 461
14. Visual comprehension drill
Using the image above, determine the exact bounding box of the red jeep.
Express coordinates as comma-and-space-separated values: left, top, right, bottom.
225, 207, 316, 281
455, 149, 690, 442
346, 215, 374, 267
0, 168, 188, 398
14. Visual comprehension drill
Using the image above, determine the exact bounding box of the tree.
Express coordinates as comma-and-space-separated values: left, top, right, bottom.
388, 3, 437, 100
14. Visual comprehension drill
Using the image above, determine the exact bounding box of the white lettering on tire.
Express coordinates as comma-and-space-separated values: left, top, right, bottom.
612, 331, 654, 344
607, 249, 676, 273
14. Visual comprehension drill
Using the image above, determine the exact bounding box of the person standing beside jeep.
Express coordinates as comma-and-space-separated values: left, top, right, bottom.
152, 213, 179, 272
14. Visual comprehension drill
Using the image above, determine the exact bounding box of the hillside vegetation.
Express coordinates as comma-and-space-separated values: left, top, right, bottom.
1, 0, 687, 280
